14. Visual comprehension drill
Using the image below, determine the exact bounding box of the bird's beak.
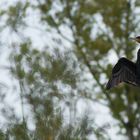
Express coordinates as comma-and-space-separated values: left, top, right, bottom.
129, 37, 140, 43
129, 37, 136, 41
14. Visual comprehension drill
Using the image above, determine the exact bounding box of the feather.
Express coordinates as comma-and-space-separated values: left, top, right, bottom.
106, 57, 137, 90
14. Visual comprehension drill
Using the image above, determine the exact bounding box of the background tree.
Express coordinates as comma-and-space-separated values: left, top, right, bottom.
0, 0, 140, 140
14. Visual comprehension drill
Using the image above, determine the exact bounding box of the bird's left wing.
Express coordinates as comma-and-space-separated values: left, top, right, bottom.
106, 58, 137, 90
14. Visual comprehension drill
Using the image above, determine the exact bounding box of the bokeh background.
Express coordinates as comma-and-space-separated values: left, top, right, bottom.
0, 0, 140, 140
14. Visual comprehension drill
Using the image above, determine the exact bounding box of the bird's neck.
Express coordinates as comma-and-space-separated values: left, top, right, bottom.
136, 49, 140, 77
137, 49, 140, 64
137, 58, 140, 67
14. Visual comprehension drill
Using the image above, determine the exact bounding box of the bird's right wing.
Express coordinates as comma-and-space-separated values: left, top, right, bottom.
106, 59, 137, 90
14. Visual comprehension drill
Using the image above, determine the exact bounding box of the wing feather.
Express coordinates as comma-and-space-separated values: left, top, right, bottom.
106, 58, 137, 90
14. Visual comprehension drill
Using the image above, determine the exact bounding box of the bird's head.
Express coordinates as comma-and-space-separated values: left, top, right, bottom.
130, 36, 140, 43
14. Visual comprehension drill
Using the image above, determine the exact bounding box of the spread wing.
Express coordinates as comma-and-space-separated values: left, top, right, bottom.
106, 58, 137, 90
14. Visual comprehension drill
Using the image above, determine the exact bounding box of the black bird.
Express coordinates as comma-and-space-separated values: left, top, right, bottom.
106, 36, 140, 90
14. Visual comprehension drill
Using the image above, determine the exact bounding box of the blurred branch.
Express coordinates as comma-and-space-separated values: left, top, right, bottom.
11, 47, 27, 132
19, 81, 25, 124
56, 29, 74, 44
64, 0, 127, 128
65, 0, 112, 102
97, 25, 120, 58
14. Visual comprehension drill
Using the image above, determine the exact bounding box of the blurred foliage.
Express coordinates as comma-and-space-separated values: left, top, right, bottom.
0, 0, 140, 140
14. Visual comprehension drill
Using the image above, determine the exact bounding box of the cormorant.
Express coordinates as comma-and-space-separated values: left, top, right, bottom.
106, 36, 140, 90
